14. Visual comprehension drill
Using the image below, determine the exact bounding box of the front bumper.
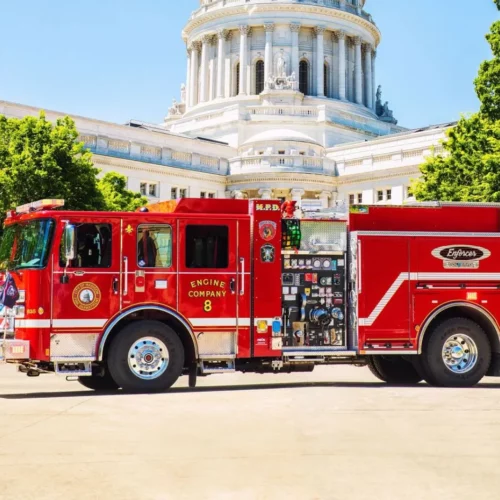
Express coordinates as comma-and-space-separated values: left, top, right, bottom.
0, 339, 30, 361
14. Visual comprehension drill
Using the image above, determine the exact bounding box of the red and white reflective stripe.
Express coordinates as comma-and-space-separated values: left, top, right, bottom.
359, 272, 500, 327
190, 318, 252, 327
15, 319, 107, 329
16, 318, 261, 330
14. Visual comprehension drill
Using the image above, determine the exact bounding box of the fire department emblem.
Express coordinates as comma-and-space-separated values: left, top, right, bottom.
261, 244, 276, 263
72, 282, 102, 312
259, 221, 277, 242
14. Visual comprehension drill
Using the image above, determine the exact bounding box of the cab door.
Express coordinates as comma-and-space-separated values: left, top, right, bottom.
52, 218, 121, 332
177, 219, 240, 357
120, 218, 177, 311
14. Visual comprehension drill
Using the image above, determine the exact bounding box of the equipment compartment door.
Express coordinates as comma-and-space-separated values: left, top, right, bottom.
52, 218, 121, 333
177, 218, 240, 357
358, 235, 411, 346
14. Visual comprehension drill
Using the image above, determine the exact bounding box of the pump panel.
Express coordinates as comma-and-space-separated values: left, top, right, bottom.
281, 220, 347, 349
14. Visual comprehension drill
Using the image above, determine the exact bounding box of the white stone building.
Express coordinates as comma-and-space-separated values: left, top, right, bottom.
0, 0, 455, 208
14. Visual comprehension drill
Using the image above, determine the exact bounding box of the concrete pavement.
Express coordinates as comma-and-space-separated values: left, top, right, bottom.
0, 364, 499, 499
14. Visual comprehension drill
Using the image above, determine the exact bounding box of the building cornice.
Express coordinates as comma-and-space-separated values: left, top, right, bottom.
327, 124, 452, 155
94, 155, 226, 184
336, 165, 420, 185
183, 4, 381, 45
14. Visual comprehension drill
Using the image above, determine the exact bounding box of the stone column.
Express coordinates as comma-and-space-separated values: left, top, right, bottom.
290, 23, 301, 79
337, 31, 347, 101
354, 36, 363, 105
363, 43, 373, 109
239, 25, 250, 95
371, 49, 377, 112
264, 23, 274, 82
315, 27, 326, 97
224, 31, 233, 98
319, 191, 331, 209
258, 188, 273, 200
190, 41, 201, 107
185, 48, 191, 108
217, 29, 228, 98
290, 188, 305, 207
200, 35, 212, 103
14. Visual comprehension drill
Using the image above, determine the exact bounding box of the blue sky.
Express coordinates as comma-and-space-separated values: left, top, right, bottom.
1, 0, 497, 129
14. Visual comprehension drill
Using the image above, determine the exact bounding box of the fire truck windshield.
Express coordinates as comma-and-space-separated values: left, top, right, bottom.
0, 219, 55, 271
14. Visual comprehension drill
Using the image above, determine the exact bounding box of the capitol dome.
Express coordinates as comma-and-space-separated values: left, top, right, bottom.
243, 129, 320, 146
163, 0, 403, 200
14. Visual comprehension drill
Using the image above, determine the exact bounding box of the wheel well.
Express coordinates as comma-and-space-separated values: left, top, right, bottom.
419, 304, 500, 357
100, 308, 197, 369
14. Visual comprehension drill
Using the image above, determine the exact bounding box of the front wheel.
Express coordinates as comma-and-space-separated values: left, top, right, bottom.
108, 320, 185, 393
421, 318, 491, 388
367, 355, 423, 385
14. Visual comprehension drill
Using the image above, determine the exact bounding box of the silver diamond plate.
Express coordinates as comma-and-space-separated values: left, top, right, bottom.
197, 332, 236, 357
50, 334, 99, 361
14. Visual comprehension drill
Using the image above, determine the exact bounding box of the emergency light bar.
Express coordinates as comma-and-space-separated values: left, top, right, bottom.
15, 199, 65, 215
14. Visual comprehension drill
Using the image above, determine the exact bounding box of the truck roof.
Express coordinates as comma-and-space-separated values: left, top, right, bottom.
349, 203, 500, 233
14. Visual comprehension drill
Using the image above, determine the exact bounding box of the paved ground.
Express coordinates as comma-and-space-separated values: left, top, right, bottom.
0, 365, 498, 500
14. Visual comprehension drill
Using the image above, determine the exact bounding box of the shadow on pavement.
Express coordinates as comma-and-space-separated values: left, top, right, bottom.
2, 380, 500, 399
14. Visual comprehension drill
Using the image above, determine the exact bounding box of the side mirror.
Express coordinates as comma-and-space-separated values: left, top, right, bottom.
64, 224, 77, 262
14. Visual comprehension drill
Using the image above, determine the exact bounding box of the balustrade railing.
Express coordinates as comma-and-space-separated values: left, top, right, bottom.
248, 106, 319, 118
232, 154, 331, 173
193, 0, 375, 25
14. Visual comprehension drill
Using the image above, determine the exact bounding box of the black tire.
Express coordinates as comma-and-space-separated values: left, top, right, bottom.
78, 370, 119, 391
108, 320, 184, 393
367, 355, 423, 385
420, 318, 491, 388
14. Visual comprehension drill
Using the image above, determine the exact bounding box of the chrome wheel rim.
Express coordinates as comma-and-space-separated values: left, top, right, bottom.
128, 337, 169, 380
442, 334, 478, 374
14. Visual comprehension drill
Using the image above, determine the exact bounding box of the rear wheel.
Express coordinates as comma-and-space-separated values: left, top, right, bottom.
108, 320, 184, 393
367, 355, 423, 385
420, 318, 491, 387
78, 369, 119, 391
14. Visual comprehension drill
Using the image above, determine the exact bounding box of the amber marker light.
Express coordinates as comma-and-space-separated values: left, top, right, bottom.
467, 292, 478, 301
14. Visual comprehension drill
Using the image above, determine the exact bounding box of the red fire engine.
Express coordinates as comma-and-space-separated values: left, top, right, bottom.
1, 198, 499, 392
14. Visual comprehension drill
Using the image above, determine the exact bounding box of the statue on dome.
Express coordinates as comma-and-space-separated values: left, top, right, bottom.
276, 52, 287, 78
375, 85, 398, 125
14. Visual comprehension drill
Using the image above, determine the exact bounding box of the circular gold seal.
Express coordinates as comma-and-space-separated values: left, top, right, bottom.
72, 282, 102, 312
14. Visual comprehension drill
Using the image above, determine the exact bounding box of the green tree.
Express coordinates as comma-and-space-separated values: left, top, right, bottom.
99, 171, 147, 212
413, 1, 500, 202
0, 112, 148, 224
0, 112, 106, 214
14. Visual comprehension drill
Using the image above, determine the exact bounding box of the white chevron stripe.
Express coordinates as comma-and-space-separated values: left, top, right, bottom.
359, 272, 499, 327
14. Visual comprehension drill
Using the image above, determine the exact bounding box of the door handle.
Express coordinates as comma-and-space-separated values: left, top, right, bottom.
123, 257, 128, 296
112, 277, 119, 295
230, 278, 236, 294
239, 257, 245, 296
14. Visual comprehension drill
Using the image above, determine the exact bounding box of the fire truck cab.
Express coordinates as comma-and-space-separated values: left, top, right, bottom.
1, 198, 500, 391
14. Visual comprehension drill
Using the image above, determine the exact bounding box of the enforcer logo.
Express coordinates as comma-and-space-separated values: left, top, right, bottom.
432, 245, 491, 269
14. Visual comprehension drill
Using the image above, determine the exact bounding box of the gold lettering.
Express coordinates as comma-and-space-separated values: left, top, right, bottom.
191, 281, 196, 288
197, 280, 203, 287
220, 282, 226, 289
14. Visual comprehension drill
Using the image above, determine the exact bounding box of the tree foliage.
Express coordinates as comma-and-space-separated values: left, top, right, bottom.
413, 1, 500, 202
0, 112, 147, 224
0, 112, 106, 214
99, 171, 147, 212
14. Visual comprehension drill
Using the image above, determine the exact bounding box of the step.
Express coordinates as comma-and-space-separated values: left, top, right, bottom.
54, 361, 92, 376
